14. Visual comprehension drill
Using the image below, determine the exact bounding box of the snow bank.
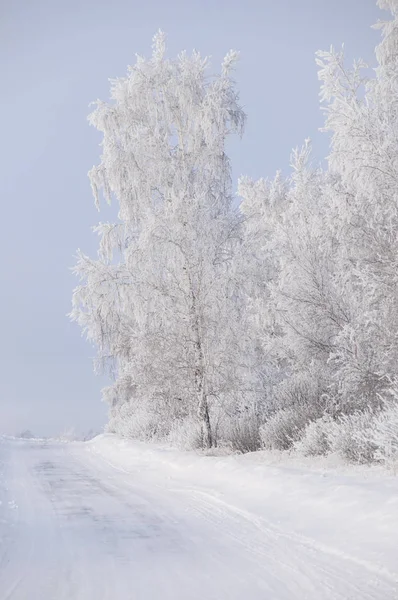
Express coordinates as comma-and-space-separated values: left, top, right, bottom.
85, 434, 398, 578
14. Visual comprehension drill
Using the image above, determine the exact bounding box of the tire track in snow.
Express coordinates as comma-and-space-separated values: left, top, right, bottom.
168, 487, 398, 599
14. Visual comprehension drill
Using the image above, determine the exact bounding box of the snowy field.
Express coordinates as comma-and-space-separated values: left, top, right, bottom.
0, 435, 397, 599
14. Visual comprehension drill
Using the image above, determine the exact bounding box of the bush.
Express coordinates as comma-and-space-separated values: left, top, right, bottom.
260, 407, 315, 451
260, 367, 331, 451
221, 411, 262, 453
167, 417, 204, 450
107, 401, 170, 441
294, 415, 333, 456
326, 410, 377, 464
271, 368, 330, 413
294, 403, 398, 465
372, 403, 398, 466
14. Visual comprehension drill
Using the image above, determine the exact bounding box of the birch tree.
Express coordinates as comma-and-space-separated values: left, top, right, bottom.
71, 32, 246, 447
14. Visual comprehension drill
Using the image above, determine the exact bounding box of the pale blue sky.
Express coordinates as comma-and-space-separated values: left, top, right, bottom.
0, 0, 382, 436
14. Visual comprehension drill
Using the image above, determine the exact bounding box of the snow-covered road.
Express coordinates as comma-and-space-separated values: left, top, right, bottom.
0, 438, 397, 600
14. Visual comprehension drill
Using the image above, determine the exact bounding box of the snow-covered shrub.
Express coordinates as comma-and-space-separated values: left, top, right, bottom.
294, 415, 333, 456
167, 417, 204, 451
260, 407, 315, 451
294, 403, 398, 465
223, 411, 262, 453
107, 401, 170, 441
326, 410, 377, 464
259, 366, 331, 451
372, 403, 398, 466
271, 370, 327, 412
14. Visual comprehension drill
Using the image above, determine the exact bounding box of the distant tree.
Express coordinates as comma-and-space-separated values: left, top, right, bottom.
18, 429, 35, 439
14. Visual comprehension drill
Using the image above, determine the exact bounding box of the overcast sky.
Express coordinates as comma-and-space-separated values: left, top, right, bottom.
0, 0, 382, 436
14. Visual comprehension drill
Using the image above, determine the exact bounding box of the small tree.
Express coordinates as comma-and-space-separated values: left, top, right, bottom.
71, 33, 246, 447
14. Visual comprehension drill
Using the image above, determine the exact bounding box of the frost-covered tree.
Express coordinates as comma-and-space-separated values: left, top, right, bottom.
239, 0, 398, 452
242, 0, 398, 459
239, 143, 347, 419
238, 171, 289, 408
71, 32, 246, 448
316, 0, 398, 407
71, 2, 398, 462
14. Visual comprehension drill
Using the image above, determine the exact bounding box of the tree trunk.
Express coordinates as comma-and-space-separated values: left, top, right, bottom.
191, 293, 213, 449
196, 371, 212, 448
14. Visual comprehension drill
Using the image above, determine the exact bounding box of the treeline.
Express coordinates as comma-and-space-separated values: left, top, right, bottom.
71, 0, 398, 466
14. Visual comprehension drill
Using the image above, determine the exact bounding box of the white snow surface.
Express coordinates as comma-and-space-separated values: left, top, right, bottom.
0, 434, 397, 599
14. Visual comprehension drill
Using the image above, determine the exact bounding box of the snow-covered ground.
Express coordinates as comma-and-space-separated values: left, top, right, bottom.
0, 435, 397, 599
